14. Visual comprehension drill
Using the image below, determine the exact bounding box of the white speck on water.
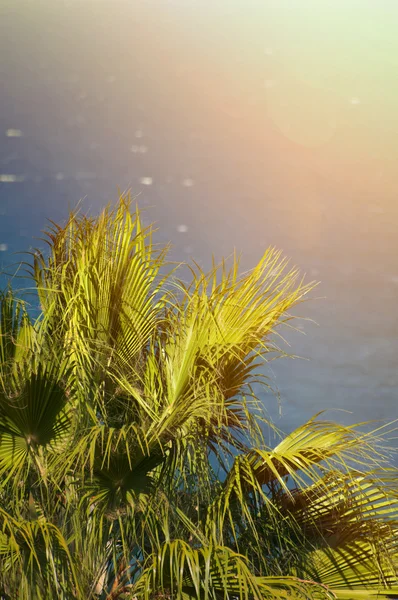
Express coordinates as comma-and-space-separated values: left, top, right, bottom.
131, 144, 148, 153
177, 224, 188, 233
5, 129, 23, 137
0, 174, 25, 182
135, 130, 144, 138
139, 176, 153, 186
0, 244, 8, 252
55, 172, 65, 181
181, 178, 194, 187
264, 47, 274, 56
350, 97, 361, 105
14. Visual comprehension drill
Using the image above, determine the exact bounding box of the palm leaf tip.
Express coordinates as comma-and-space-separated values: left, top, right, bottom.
0, 197, 396, 600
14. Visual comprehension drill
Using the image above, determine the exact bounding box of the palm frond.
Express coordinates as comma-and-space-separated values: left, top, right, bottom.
134, 540, 334, 599
0, 199, 396, 600
0, 357, 72, 484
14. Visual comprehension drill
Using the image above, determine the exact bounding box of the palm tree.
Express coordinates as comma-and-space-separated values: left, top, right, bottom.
0, 195, 396, 599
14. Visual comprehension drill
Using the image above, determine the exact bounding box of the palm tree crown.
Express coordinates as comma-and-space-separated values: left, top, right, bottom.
0, 195, 397, 599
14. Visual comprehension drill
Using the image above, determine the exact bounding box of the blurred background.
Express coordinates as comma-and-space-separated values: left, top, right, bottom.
0, 0, 397, 444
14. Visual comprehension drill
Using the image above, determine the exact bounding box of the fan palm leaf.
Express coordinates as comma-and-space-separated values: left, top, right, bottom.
0, 197, 396, 599
134, 540, 334, 599
0, 354, 73, 485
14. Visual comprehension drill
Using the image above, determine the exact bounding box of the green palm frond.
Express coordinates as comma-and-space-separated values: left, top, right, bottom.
0, 199, 396, 599
32, 196, 168, 380
307, 541, 398, 592
0, 290, 33, 384
204, 419, 398, 595
0, 507, 81, 599
65, 424, 163, 516
278, 472, 398, 594
218, 416, 387, 507
328, 588, 398, 599
0, 357, 72, 483
161, 249, 314, 406
134, 540, 334, 599
206, 418, 380, 537
280, 471, 398, 541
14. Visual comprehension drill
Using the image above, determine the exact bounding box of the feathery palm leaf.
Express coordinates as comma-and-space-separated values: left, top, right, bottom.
0, 196, 396, 599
